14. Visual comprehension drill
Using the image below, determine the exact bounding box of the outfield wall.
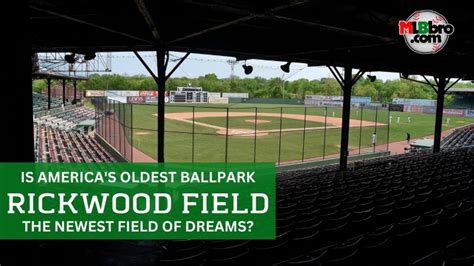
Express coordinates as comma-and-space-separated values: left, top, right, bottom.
233, 98, 304, 105
466, 110, 474, 117
401, 104, 471, 117
393, 98, 437, 107
208, 97, 229, 104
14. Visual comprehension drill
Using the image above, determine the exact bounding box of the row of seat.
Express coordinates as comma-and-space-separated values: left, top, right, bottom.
410, 233, 474, 266
282, 198, 474, 265
28, 147, 474, 265
34, 106, 97, 131
33, 92, 68, 112
135, 147, 472, 265
441, 124, 474, 148
34, 124, 116, 162
278, 148, 434, 182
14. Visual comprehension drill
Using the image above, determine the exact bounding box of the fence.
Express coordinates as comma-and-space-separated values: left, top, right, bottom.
95, 98, 133, 162
398, 104, 469, 117
94, 99, 390, 164
234, 98, 305, 105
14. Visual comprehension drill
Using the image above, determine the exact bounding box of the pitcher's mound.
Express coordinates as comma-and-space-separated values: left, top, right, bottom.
217, 128, 268, 137
245, 119, 271, 124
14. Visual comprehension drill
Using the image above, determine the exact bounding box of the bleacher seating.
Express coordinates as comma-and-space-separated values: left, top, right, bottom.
441, 124, 474, 149
33, 92, 66, 112
34, 124, 116, 162
447, 95, 474, 109
146, 147, 473, 265
278, 149, 433, 181
30, 147, 474, 265
34, 106, 96, 131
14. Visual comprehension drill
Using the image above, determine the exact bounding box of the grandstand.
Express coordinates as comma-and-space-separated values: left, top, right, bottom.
442, 124, 474, 149
153, 148, 474, 265
34, 124, 115, 162
34, 106, 97, 131
32, 147, 474, 265
33, 93, 114, 162
32, 92, 65, 112
447, 88, 474, 109
32, 93, 113, 162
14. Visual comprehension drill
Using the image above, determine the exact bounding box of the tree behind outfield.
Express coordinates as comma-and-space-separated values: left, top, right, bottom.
29, 73, 472, 104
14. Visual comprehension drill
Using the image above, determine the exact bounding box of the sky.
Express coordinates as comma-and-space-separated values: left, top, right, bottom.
107, 52, 402, 81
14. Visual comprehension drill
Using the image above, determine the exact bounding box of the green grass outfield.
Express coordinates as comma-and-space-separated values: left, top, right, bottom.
127, 103, 474, 162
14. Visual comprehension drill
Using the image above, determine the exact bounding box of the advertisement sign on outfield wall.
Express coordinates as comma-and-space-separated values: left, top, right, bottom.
351, 96, 372, 104
86, 90, 106, 97
106, 90, 140, 97
465, 110, 474, 117
422, 106, 437, 114
207, 92, 222, 98
320, 101, 343, 107
209, 97, 229, 104
411, 106, 424, 113
144, 96, 169, 103
304, 99, 343, 107
306, 95, 344, 101
126, 96, 169, 104
222, 92, 249, 98
443, 108, 465, 116
389, 104, 404, 112
144, 96, 158, 103
139, 91, 158, 97
393, 98, 437, 107
126, 96, 146, 104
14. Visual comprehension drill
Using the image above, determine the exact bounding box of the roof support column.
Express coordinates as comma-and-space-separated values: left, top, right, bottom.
134, 0, 171, 162
47, 78, 51, 110
328, 65, 365, 171
62, 78, 66, 106
156, 47, 167, 162
134, 49, 188, 163
433, 77, 447, 153
73, 80, 77, 103
340, 66, 352, 171
403, 75, 461, 153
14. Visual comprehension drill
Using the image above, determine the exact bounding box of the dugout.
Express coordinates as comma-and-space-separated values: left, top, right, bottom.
410, 138, 434, 151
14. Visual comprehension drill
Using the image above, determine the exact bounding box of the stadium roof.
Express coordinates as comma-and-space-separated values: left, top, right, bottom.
30, 0, 474, 78
32, 71, 88, 81
448, 88, 474, 93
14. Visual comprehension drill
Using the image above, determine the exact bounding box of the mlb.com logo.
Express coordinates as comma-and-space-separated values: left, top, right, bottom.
398, 10, 454, 54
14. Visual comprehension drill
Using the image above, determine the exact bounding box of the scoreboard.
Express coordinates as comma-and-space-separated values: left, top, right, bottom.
170, 87, 209, 103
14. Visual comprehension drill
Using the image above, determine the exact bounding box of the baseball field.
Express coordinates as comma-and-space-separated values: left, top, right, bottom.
125, 103, 474, 163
